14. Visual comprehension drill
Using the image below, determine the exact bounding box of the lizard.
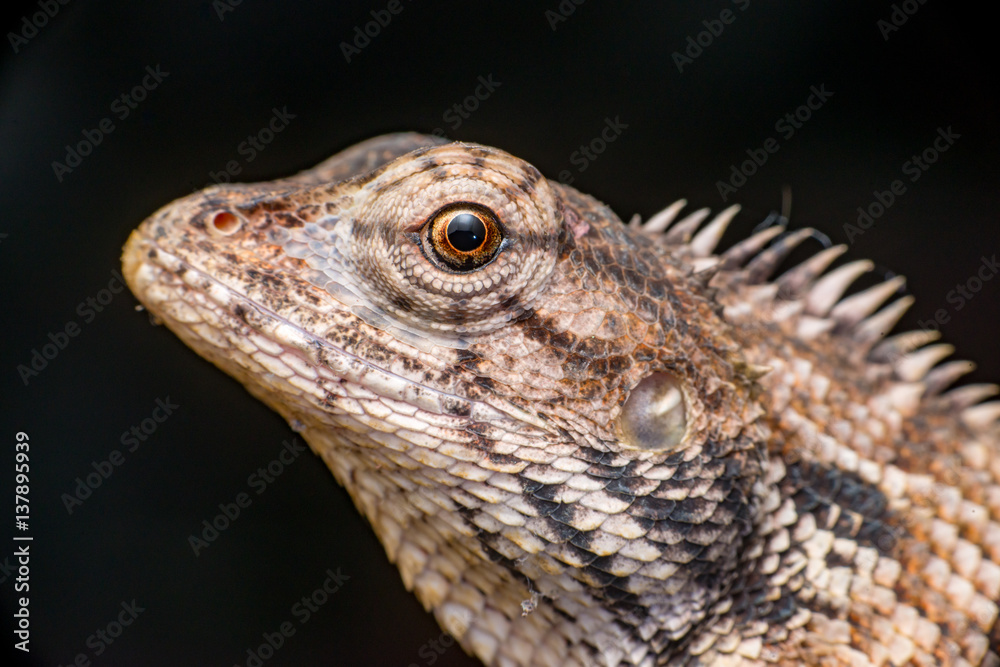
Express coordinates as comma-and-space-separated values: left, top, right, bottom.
121, 132, 1000, 666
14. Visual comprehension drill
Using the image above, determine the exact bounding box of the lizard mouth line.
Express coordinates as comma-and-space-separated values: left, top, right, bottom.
124, 230, 545, 428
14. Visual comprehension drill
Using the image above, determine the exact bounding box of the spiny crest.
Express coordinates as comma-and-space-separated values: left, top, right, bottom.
630, 199, 1000, 433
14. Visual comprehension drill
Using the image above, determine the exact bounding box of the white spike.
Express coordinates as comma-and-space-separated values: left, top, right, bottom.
720, 226, 785, 269
854, 297, 915, 344
775, 244, 848, 296
627, 213, 642, 227
943, 384, 1000, 409
744, 228, 817, 285
830, 276, 906, 326
690, 205, 740, 257
871, 329, 941, 362
643, 200, 687, 233
797, 315, 836, 340
961, 402, 1000, 431
745, 283, 781, 305
805, 260, 874, 317
769, 299, 803, 323
886, 382, 925, 415
923, 360, 976, 396
663, 208, 711, 244
895, 344, 954, 382
690, 256, 721, 273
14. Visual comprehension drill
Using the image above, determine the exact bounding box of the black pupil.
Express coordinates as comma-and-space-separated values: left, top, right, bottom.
446, 213, 486, 252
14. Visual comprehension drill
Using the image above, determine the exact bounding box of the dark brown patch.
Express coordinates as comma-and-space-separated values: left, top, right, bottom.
473, 376, 496, 391
523, 164, 541, 187
273, 212, 303, 227
523, 324, 552, 345
442, 397, 471, 417
388, 292, 413, 313
429, 166, 451, 182
351, 218, 377, 244
549, 330, 578, 352
563, 353, 591, 378
575, 337, 611, 359
783, 460, 898, 554
246, 200, 293, 214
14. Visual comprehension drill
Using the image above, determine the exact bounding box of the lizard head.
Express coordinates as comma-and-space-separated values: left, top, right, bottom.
123, 135, 776, 661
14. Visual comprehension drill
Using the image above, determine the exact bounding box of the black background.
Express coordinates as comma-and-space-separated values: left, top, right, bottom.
1, 2, 998, 666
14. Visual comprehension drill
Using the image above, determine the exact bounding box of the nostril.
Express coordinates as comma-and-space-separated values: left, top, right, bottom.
210, 211, 241, 235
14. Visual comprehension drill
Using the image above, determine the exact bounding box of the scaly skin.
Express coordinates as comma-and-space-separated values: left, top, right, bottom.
122, 133, 1000, 666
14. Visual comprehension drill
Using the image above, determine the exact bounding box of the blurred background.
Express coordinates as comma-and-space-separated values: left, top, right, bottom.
1, 1, 997, 665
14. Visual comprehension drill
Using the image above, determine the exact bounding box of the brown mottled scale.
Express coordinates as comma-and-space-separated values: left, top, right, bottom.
122, 133, 1000, 666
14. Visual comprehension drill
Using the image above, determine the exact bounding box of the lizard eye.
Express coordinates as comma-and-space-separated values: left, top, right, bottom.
426, 203, 504, 272
618, 372, 689, 451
